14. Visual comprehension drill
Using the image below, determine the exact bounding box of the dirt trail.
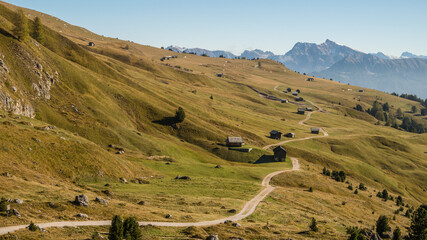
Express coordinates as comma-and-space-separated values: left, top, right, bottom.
0, 86, 327, 235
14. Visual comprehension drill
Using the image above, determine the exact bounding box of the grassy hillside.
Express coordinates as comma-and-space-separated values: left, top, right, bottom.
0, 1, 425, 239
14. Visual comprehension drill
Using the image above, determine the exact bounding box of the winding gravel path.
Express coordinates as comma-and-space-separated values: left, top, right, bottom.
0, 85, 326, 235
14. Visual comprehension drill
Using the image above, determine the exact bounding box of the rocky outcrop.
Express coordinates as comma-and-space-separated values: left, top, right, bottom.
73, 194, 89, 206
206, 235, 219, 240
0, 91, 35, 118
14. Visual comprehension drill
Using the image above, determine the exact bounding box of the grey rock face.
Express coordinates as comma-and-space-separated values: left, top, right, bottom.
74, 194, 89, 206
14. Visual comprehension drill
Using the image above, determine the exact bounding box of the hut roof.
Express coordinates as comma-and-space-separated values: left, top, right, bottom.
273, 146, 287, 153
298, 108, 306, 111
227, 137, 243, 143
311, 127, 320, 131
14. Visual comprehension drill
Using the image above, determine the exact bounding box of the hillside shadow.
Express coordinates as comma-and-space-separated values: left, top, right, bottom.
254, 155, 275, 164
152, 117, 178, 126
0, 28, 15, 39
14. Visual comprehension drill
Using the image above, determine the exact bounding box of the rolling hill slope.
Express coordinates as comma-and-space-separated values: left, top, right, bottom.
0, 1, 426, 239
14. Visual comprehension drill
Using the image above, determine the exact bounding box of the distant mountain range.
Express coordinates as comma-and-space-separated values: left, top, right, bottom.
167, 41, 427, 98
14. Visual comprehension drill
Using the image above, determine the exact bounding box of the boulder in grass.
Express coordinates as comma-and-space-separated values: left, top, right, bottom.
206, 235, 219, 240
74, 194, 89, 206
77, 213, 88, 218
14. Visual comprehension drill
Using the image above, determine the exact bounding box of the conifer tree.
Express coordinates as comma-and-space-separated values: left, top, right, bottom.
13, 9, 29, 41
109, 215, 124, 240
406, 204, 427, 240
31, 16, 45, 44
123, 217, 142, 240
392, 227, 402, 240
376, 215, 389, 236
309, 218, 318, 232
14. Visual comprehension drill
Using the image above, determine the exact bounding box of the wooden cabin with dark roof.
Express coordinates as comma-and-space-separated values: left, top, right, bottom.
273, 146, 287, 162
270, 130, 282, 140
311, 127, 320, 134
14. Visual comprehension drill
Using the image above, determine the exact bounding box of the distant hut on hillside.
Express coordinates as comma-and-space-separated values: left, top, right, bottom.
307, 77, 314, 81
359, 89, 364, 92
226, 137, 244, 147
311, 127, 320, 134
281, 99, 288, 103
282, 90, 288, 93
273, 146, 287, 162
292, 92, 298, 96
297, 108, 306, 114
217, 73, 223, 77
284, 132, 295, 138
306, 107, 313, 111
88, 42, 95, 47
270, 130, 282, 140
295, 97, 304, 101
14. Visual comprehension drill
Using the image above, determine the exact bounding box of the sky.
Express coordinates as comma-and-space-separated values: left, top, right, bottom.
3, 0, 427, 56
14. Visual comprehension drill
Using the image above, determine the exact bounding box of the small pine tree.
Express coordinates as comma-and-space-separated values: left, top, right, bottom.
406, 204, 427, 240
210, 95, 213, 100
309, 187, 313, 192
175, 107, 185, 123
411, 106, 417, 114
13, 9, 29, 41
382, 189, 389, 201
354, 189, 359, 194
123, 217, 142, 240
309, 218, 318, 232
376, 215, 389, 236
392, 227, 401, 240
31, 16, 44, 44
396, 195, 403, 206
109, 215, 124, 240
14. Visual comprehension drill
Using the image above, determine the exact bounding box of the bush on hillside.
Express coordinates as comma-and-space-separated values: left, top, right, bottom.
175, 107, 186, 123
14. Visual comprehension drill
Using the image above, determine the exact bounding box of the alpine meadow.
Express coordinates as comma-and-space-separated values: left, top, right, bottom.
0, 1, 426, 240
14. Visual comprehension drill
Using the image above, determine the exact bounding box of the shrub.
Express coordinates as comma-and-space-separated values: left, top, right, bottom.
396, 195, 403, 206
358, 183, 367, 191
309, 187, 313, 192
175, 107, 186, 123
354, 189, 359, 194
28, 222, 39, 231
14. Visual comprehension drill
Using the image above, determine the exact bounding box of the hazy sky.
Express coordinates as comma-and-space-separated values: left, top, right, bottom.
4, 0, 427, 56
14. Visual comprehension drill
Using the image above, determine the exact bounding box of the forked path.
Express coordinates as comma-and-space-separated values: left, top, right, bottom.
0, 86, 326, 235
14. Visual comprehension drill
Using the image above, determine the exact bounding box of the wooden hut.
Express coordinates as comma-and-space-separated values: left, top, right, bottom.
226, 137, 244, 147
270, 130, 282, 140
311, 127, 320, 134
273, 146, 287, 162
297, 108, 306, 114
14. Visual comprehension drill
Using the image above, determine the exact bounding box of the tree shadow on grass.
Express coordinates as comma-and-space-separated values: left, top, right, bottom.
152, 117, 178, 126
254, 155, 275, 164
0, 28, 15, 39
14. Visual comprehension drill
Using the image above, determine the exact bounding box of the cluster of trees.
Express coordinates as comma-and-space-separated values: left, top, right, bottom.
13, 10, 45, 44
376, 189, 390, 201
322, 167, 347, 182
391, 92, 427, 106
109, 215, 142, 240
347, 205, 426, 240
358, 101, 427, 133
